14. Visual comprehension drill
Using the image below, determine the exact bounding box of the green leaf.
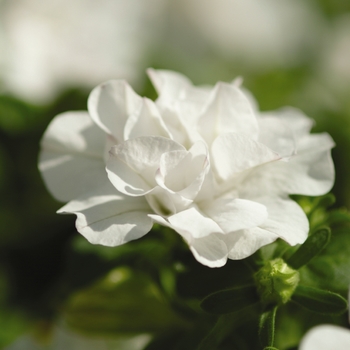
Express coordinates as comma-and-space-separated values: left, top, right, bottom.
291, 285, 348, 315
200, 285, 259, 315
63, 267, 189, 335
259, 307, 277, 348
196, 304, 261, 350
299, 226, 350, 293
286, 227, 331, 270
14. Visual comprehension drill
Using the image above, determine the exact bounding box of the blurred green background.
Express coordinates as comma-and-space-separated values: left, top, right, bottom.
0, 0, 350, 348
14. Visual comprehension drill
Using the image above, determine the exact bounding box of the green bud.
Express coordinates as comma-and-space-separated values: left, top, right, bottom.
254, 258, 300, 306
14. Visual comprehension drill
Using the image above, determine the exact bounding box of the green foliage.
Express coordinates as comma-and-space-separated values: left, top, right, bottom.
286, 227, 331, 269
259, 307, 278, 349
292, 285, 347, 315
63, 267, 189, 336
200, 285, 259, 315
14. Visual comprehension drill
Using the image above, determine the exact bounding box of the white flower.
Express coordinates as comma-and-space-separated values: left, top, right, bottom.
39, 70, 335, 267
299, 324, 350, 350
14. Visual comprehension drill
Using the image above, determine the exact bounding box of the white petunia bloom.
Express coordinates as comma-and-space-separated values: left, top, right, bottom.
39, 70, 335, 267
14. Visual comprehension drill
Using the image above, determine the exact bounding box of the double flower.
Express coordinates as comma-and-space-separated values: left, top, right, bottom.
39, 69, 335, 267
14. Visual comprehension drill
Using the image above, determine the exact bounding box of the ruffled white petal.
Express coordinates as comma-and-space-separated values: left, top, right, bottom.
107, 136, 184, 196
156, 141, 209, 200
188, 233, 228, 268
258, 116, 296, 158
211, 132, 280, 181
201, 198, 268, 233
147, 68, 193, 102
123, 97, 171, 140
147, 68, 210, 146
227, 227, 278, 260
149, 213, 228, 268
240, 133, 335, 198
198, 82, 258, 145
88, 80, 142, 142
262, 107, 314, 137
168, 207, 224, 238
254, 196, 309, 245
58, 182, 153, 246
39, 111, 106, 202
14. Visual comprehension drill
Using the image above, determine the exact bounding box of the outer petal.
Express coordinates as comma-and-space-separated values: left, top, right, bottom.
227, 227, 278, 260
168, 207, 224, 238
262, 107, 314, 137
88, 80, 142, 142
147, 68, 193, 103
123, 97, 171, 140
201, 198, 268, 233
299, 325, 350, 350
239, 133, 335, 197
149, 214, 228, 268
254, 196, 309, 245
226, 196, 308, 260
58, 182, 153, 246
197, 82, 258, 146
280, 134, 335, 195
106, 136, 185, 196
149, 215, 228, 267
39, 111, 106, 202
258, 116, 296, 158
211, 132, 280, 181
147, 69, 210, 146
188, 233, 228, 268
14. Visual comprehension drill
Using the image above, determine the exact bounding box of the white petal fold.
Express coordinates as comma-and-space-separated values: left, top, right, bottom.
123, 97, 171, 140
58, 182, 153, 246
147, 68, 193, 103
39, 111, 106, 202
88, 80, 142, 142
239, 134, 335, 197
201, 198, 268, 233
262, 107, 314, 137
168, 207, 224, 238
258, 116, 296, 158
254, 196, 309, 245
211, 133, 280, 181
227, 227, 278, 260
156, 141, 209, 200
107, 136, 185, 196
198, 82, 258, 145
188, 233, 228, 268
149, 213, 229, 268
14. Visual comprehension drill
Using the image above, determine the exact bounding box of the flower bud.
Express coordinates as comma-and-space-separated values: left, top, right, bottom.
254, 258, 300, 306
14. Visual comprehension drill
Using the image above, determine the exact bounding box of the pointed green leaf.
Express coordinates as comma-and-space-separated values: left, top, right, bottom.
286, 227, 331, 270
263, 347, 279, 350
200, 285, 259, 315
259, 306, 277, 348
291, 285, 348, 315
